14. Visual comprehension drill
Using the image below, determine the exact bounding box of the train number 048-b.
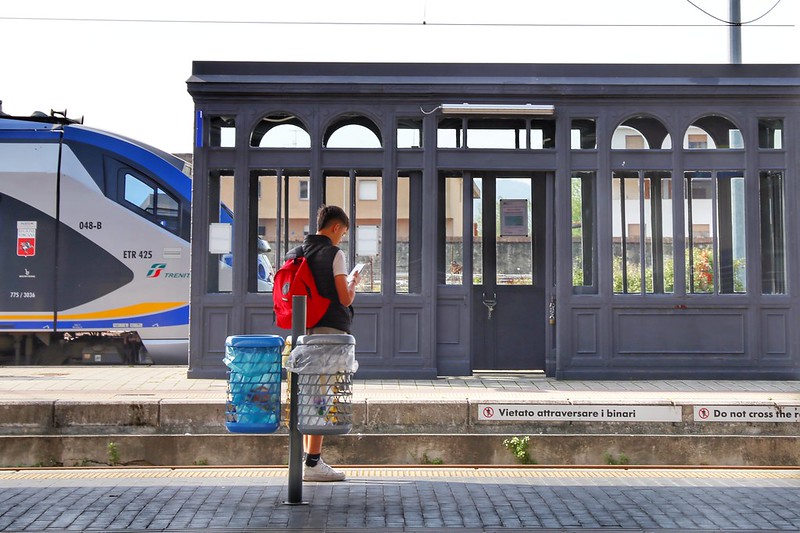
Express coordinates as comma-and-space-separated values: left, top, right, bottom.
79, 221, 103, 230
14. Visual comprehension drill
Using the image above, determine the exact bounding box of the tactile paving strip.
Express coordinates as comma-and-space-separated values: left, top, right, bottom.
1, 466, 798, 480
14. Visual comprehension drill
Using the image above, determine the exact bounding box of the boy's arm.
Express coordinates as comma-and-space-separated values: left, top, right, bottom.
334, 273, 358, 306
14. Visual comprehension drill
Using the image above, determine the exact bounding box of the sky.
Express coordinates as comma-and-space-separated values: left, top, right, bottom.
1, 0, 797, 154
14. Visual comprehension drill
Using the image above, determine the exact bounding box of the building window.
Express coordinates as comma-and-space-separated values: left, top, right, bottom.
625, 135, 645, 149
466, 118, 526, 149
207, 170, 235, 293
687, 134, 708, 149
758, 119, 783, 150
250, 112, 311, 148
612, 116, 671, 150
571, 119, 597, 150
571, 172, 596, 293
324, 114, 382, 148
358, 179, 379, 201
684, 115, 742, 150
397, 172, 423, 293
612, 171, 673, 294
760, 171, 786, 294
397, 118, 423, 149
208, 115, 236, 148
299, 180, 309, 201
324, 171, 382, 293
685, 171, 746, 294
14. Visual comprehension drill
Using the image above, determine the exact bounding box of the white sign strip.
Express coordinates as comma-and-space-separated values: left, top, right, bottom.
478, 404, 682, 422
694, 405, 800, 422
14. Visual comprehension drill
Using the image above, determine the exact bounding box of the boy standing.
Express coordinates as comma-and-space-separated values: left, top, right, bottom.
290, 205, 358, 481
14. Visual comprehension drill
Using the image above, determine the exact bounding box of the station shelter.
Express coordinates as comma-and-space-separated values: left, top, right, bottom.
186, 62, 800, 380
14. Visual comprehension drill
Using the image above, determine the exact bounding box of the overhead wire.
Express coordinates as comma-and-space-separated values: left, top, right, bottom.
0, 14, 791, 28
685, 0, 783, 25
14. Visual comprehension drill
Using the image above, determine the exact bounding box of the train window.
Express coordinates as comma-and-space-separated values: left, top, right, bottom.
122, 172, 181, 235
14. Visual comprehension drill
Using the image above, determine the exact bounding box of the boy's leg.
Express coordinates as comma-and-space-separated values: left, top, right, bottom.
304, 434, 323, 455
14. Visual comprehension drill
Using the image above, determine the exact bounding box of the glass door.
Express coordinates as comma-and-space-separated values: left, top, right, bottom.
471, 174, 547, 370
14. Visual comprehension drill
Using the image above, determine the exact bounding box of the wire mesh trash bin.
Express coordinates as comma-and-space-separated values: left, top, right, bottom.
224, 335, 284, 433
285, 334, 358, 435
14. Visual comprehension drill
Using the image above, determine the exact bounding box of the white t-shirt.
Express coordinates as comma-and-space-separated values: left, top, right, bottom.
332, 249, 347, 277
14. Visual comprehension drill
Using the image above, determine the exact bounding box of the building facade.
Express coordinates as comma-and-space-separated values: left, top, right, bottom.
187, 62, 800, 380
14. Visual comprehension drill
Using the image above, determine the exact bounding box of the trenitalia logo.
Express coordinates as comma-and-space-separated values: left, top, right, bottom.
147, 263, 167, 278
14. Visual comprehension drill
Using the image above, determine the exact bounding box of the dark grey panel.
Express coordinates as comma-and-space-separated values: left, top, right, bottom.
574, 311, 599, 354
758, 152, 786, 168
610, 151, 673, 169
569, 152, 599, 169
395, 310, 420, 353
615, 311, 745, 354
245, 307, 274, 335
204, 309, 232, 363
436, 302, 462, 345
761, 311, 788, 358
352, 309, 379, 354
682, 151, 746, 169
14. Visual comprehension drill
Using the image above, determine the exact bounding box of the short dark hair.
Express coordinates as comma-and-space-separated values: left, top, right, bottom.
317, 204, 350, 231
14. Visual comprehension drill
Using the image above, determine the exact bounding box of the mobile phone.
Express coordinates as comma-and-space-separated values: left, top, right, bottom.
349, 263, 365, 277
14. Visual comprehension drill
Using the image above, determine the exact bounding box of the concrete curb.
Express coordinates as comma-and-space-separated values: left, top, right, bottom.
1, 433, 799, 468
3, 400, 799, 436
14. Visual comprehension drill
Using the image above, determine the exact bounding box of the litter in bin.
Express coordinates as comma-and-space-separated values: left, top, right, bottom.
224, 335, 284, 433
285, 334, 357, 435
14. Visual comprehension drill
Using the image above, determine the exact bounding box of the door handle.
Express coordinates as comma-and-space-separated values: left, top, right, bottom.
482, 291, 497, 320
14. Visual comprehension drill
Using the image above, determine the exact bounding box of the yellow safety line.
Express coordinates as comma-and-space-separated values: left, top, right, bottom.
1, 467, 798, 481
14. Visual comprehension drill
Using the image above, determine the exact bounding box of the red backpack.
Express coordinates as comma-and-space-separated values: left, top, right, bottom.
272, 248, 331, 329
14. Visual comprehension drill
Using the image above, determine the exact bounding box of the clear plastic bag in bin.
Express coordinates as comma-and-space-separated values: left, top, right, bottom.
284, 334, 358, 374
286, 334, 357, 435
224, 335, 284, 434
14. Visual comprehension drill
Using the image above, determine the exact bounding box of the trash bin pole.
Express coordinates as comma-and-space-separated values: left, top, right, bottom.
286, 295, 306, 504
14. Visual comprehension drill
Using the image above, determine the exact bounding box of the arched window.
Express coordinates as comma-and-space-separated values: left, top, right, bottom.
324, 114, 382, 148
250, 113, 311, 148
612, 115, 671, 150
683, 115, 742, 150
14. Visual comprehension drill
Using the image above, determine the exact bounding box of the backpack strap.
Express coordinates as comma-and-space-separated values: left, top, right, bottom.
286, 245, 305, 261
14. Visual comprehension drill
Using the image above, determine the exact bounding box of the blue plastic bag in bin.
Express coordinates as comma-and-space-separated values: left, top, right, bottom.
224, 335, 284, 433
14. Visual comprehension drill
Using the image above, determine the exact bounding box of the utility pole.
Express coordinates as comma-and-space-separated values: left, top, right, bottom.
730, 0, 742, 64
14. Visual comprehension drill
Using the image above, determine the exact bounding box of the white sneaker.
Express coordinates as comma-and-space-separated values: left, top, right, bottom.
303, 459, 346, 482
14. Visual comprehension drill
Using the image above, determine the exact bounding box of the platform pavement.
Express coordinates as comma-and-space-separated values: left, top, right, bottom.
0, 466, 799, 531
1, 365, 799, 403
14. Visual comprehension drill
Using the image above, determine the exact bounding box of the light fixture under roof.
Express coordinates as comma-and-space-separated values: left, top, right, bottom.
440, 103, 555, 116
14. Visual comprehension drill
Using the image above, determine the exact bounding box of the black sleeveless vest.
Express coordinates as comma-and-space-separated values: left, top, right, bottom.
287, 234, 353, 332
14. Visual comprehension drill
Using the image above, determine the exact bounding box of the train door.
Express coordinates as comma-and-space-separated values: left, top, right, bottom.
0, 131, 60, 342
471, 173, 548, 370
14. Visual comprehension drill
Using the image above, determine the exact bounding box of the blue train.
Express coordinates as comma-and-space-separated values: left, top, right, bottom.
0, 105, 271, 365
